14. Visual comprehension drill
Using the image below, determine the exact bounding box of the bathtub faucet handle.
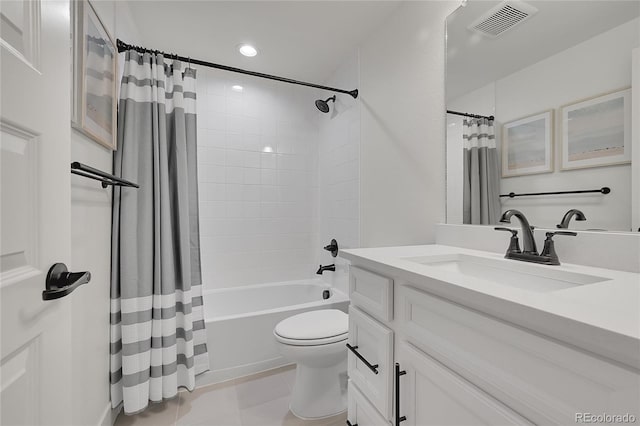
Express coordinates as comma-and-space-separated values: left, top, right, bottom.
323, 239, 339, 257
316, 264, 336, 275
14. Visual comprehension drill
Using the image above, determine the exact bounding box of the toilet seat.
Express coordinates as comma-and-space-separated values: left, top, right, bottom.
274, 309, 348, 346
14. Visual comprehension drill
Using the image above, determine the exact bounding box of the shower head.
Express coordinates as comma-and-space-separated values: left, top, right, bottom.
315, 95, 336, 113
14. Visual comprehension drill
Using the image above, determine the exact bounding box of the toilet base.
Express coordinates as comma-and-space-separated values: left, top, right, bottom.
289, 406, 347, 421
288, 358, 348, 420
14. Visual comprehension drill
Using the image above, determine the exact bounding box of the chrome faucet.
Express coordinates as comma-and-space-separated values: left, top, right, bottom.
495, 209, 577, 265
557, 209, 586, 229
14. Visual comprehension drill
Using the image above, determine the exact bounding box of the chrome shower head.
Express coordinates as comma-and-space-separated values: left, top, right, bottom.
315, 95, 336, 113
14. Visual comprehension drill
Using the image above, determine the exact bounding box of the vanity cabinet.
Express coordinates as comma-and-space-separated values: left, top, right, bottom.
396, 342, 531, 426
346, 265, 640, 426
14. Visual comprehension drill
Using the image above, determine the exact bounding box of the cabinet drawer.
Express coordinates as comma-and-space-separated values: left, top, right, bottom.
397, 284, 640, 425
348, 381, 390, 426
396, 342, 532, 426
350, 266, 393, 322
348, 306, 393, 420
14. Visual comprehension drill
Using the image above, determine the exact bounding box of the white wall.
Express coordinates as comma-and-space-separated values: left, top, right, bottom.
69, 2, 141, 425
448, 19, 639, 231
316, 53, 361, 294
359, 1, 459, 247
196, 68, 321, 290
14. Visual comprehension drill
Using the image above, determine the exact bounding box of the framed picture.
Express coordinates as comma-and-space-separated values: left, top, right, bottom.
501, 110, 553, 178
71, 0, 117, 150
560, 88, 631, 170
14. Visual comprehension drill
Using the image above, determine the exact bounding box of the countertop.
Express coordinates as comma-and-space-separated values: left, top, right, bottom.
340, 244, 640, 370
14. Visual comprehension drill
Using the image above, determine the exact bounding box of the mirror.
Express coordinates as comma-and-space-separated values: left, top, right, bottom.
445, 1, 639, 232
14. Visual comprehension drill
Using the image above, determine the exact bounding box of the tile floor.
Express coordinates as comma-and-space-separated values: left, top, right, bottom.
114, 365, 347, 426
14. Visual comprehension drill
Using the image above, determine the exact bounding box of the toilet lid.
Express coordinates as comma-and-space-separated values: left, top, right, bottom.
274, 309, 348, 344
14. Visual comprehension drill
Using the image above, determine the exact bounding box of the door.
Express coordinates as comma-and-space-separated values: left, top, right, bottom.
1, 1, 73, 424
395, 342, 531, 426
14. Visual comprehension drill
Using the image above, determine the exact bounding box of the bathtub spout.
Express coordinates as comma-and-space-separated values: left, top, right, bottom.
316, 264, 336, 275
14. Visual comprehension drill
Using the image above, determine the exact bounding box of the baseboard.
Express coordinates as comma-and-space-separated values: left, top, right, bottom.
98, 402, 120, 426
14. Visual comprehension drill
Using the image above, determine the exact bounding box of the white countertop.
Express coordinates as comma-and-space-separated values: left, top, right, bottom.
340, 244, 640, 370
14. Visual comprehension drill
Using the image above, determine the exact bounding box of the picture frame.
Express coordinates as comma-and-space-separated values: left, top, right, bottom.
71, 0, 117, 150
560, 88, 631, 170
501, 110, 553, 178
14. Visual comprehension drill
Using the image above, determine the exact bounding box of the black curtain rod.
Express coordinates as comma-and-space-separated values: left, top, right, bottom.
447, 110, 494, 121
117, 39, 359, 99
500, 187, 610, 198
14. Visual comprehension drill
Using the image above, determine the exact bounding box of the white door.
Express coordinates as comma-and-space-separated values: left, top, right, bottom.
1, 1, 73, 424
396, 342, 532, 426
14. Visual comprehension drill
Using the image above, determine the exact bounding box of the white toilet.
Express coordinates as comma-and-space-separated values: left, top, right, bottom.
274, 309, 348, 420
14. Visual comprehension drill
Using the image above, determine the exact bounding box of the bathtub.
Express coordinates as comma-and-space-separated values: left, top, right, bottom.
196, 279, 349, 386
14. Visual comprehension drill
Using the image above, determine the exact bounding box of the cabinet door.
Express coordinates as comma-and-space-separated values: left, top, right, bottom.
348, 381, 390, 426
350, 266, 393, 322
348, 306, 394, 420
396, 342, 531, 426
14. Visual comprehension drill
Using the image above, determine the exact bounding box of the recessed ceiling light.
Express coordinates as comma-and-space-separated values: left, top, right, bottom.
231, 85, 244, 92
238, 44, 258, 57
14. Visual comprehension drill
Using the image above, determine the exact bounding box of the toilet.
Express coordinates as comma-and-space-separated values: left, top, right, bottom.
274, 309, 348, 419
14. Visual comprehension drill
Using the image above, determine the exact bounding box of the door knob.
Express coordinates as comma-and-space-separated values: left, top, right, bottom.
42, 263, 91, 301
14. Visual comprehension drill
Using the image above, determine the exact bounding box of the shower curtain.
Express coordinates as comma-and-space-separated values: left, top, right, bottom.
110, 49, 209, 415
463, 117, 501, 225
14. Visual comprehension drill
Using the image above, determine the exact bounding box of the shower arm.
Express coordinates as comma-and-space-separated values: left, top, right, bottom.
117, 39, 359, 99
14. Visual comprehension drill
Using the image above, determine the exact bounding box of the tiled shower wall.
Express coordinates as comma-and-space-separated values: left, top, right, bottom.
316, 54, 361, 295
196, 67, 320, 290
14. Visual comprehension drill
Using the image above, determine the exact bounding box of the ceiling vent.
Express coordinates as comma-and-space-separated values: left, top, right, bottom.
468, 1, 538, 38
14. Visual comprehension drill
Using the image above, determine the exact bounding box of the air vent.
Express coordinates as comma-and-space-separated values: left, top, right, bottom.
468, 1, 538, 38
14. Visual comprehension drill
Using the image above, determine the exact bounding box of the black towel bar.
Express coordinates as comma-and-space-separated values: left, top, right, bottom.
500, 187, 610, 198
70, 162, 139, 188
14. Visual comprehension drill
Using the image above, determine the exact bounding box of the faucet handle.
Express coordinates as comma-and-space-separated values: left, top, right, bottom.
546, 231, 577, 238
494, 227, 521, 256
540, 231, 577, 264
494, 227, 518, 236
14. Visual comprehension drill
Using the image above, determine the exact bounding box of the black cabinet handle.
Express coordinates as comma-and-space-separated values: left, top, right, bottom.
395, 363, 407, 425
42, 263, 91, 301
346, 343, 379, 374
346, 421, 357, 426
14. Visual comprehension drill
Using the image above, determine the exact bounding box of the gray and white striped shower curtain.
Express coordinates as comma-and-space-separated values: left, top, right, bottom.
110, 50, 209, 415
463, 117, 501, 225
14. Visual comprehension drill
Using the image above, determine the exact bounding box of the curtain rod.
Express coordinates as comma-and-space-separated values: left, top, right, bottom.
116, 39, 359, 99
447, 110, 494, 121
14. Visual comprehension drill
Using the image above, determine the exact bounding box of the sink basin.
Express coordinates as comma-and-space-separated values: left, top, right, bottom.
402, 254, 609, 292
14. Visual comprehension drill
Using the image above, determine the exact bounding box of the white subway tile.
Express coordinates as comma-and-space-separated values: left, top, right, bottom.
261, 185, 279, 202
242, 185, 261, 201
225, 167, 244, 184
260, 152, 277, 169
225, 184, 243, 201
243, 151, 260, 168
260, 169, 277, 185
226, 115, 243, 134
243, 167, 260, 184
225, 150, 244, 167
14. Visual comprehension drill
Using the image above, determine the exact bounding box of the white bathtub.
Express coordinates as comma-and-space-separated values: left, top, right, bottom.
196, 279, 349, 386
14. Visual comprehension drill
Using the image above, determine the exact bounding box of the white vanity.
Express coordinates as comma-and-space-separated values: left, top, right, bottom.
341, 241, 640, 425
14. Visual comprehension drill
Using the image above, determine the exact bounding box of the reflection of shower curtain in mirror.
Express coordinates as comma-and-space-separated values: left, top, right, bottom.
463, 118, 501, 224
